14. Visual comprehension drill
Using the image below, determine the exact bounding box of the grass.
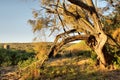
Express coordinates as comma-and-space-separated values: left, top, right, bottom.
0, 42, 120, 80
36, 56, 120, 80
65, 41, 90, 51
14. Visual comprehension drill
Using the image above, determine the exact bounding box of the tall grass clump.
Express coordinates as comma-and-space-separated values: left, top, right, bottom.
17, 42, 49, 79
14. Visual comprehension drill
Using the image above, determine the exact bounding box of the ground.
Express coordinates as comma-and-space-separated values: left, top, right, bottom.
0, 56, 120, 80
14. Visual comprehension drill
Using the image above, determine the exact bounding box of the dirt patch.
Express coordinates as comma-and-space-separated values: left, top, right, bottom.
0, 66, 18, 80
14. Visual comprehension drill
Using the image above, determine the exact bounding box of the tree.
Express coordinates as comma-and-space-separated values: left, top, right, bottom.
28, 0, 120, 68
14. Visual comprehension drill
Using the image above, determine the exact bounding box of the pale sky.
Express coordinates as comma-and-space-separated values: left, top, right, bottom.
0, 0, 107, 43
0, 0, 40, 43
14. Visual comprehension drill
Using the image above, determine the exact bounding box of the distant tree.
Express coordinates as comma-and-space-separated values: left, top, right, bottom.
28, 0, 120, 68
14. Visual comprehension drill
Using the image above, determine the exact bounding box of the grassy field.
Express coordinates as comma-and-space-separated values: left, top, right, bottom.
38, 56, 120, 80
0, 41, 120, 80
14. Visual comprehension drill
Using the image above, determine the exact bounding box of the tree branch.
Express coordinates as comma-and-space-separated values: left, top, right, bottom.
48, 34, 88, 58
106, 34, 120, 48
67, 0, 96, 14
54, 29, 77, 43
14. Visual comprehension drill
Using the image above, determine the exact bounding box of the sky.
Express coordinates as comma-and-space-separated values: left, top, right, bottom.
0, 0, 107, 43
0, 0, 40, 43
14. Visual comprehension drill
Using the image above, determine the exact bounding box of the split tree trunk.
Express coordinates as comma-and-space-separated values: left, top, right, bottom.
94, 31, 114, 68
94, 32, 107, 67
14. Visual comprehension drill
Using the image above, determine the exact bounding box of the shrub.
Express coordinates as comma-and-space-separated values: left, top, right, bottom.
64, 53, 72, 57
0, 48, 35, 67
90, 51, 97, 61
113, 54, 120, 68
17, 58, 37, 68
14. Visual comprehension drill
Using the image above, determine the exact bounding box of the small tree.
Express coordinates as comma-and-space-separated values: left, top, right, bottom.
29, 0, 120, 68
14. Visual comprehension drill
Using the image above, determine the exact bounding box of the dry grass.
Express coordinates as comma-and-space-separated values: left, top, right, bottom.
1, 42, 120, 80
37, 56, 120, 80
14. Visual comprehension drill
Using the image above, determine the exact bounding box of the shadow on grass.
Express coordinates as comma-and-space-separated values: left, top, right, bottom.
39, 65, 120, 80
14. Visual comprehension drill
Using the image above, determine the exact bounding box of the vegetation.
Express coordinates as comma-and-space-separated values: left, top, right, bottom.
1, 0, 120, 79
0, 42, 120, 79
0, 46, 35, 67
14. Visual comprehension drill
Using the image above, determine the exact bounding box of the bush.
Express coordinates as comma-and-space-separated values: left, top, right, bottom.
18, 58, 37, 68
64, 53, 72, 57
90, 51, 97, 61
113, 54, 120, 68
55, 53, 62, 58
0, 48, 35, 67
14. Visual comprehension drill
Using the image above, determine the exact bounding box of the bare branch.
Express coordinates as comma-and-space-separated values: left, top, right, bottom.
55, 0, 66, 32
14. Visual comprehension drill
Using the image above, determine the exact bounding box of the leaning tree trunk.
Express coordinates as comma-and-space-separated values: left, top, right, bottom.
84, 0, 114, 68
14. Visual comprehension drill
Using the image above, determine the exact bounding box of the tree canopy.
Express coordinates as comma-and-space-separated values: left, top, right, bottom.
29, 0, 120, 68
29, 0, 120, 39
